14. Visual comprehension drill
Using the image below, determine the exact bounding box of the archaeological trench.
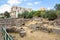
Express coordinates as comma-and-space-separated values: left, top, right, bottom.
0, 17, 60, 40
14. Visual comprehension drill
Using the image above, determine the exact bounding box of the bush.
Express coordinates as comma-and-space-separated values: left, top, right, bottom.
40, 10, 47, 18
18, 11, 35, 18
33, 11, 41, 17
18, 10, 57, 20
18, 13, 22, 18
46, 10, 57, 20
4, 11, 10, 18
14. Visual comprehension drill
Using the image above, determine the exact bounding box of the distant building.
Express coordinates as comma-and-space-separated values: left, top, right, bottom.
40, 8, 46, 11
10, 6, 32, 18
10, 11, 16, 18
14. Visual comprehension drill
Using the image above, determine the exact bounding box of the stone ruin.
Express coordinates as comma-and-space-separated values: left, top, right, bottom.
29, 22, 53, 33
0, 17, 59, 33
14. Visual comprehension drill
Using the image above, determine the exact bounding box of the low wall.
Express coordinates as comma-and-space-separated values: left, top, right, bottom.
0, 18, 59, 28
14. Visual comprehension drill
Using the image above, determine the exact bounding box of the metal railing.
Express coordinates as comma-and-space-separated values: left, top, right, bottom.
2, 27, 13, 40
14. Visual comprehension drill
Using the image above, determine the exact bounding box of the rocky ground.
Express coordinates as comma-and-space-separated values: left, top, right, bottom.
9, 27, 60, 40
8, 19, 60, 40
0, 18, 60, 40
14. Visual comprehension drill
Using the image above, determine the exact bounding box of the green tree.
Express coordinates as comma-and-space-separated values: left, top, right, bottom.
40, 10, 47, 18
4, 11, 10, 18
54, 4, 60, 10
18, 11, 35, 18
46, 10, 57, 20
55, 10, 60, 19
26, 11, 35, 18
21, 11, 29, 18
0, 13, 4, 18
33, 11, 41, 17
18, 13, 22, 18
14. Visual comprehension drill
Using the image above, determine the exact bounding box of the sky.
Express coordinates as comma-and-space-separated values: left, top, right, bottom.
0, 0, 60, 13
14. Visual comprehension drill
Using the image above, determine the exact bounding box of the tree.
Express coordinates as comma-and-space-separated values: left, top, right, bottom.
18, 13, 22, 18
18, 11, 35, 18
46, 10, 57, 20
54, 4, 60, 10
27, 11, 34, 18
0, 13, 4, 18
55, 10, 60, 19
22, 11, 29, 18
33, 11, 41, 17
4, 11, 10, 18
40, 10, 47, 18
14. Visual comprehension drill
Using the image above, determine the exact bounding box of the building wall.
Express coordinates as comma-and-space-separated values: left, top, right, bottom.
40, 8, 46, 11
10, 6, 32, 18
10, 11, 16, 18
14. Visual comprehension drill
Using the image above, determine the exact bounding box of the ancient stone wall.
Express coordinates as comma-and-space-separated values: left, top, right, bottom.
0, 18, 60, 34
0, 18, 30, 27
0, 18, 57, 28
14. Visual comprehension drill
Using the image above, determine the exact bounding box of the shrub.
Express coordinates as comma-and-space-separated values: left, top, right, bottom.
46, 10, 57, 20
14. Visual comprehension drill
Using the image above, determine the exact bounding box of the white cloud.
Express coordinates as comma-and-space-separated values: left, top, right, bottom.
47, 7, 51, 10
34, 2, 40, 5
7, 0, 21, 5
27, 3, 33, 6
23, 0, 32, 1
27, 1, 41, 6
0, 0, 22, 13
0, 4, 11, 13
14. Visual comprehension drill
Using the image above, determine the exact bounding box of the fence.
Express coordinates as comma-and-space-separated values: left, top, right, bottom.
2, 27, 13, 40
